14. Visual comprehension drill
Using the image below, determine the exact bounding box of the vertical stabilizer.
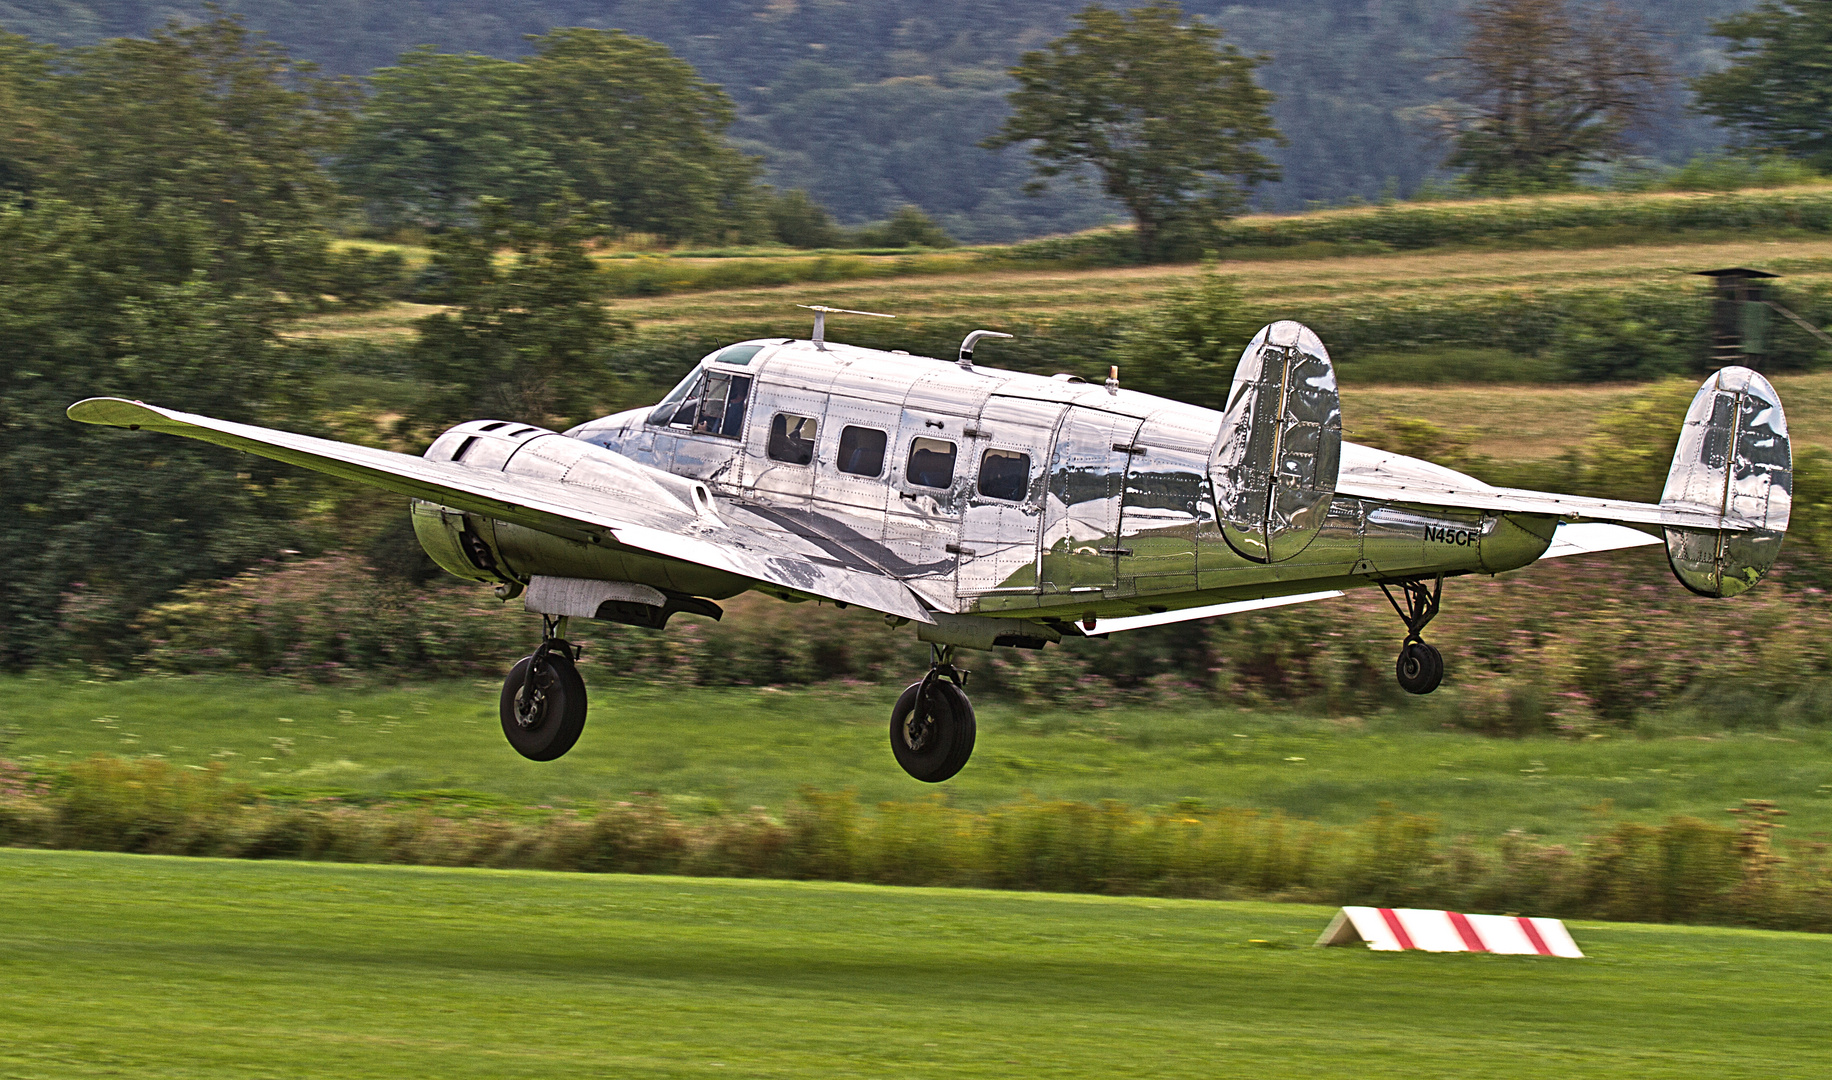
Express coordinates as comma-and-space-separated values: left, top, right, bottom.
1210, 321, 1342, 563
1660, 366, 1791, 597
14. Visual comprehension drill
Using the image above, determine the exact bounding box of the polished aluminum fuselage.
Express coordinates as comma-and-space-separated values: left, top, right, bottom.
548, 340, 1556, 623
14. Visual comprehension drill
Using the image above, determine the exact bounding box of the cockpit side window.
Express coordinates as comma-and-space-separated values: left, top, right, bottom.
767, 413, 818, 465
907, 437, 957, 489
692, 372, 751, 439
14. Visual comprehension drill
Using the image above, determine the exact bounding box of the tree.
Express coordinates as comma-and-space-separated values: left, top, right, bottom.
1443, 0, 1670, 192
0, 198, 307, 669
983, 1, 1281, 262
1692, 1, 1832, 170
523, 28, 762, 242
340, 29, 769, 242
412, 200, 628, 428
0, 31, 62, 197
335, 48, 559, 231
0, 15, 366, 668
1118, 267, 1255, 409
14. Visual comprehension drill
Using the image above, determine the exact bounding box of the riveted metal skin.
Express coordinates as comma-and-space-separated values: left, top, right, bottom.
1211, 321, 1342, 564
69, 333, 1788, 646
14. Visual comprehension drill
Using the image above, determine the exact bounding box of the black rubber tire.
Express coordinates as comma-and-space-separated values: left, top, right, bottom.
500, 650, 589, 761
1395, 640, 1445, 695
889, 679, 976, 783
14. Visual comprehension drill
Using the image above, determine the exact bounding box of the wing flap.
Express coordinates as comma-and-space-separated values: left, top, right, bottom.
68, 398, 934, 623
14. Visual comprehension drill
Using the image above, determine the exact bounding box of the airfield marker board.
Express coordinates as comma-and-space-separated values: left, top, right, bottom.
1315, 906, 1583, 957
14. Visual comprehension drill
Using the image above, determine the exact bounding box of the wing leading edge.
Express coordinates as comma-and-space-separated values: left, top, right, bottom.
67, 398, 934, 624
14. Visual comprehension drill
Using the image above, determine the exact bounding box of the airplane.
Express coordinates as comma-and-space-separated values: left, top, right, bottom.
68, 314, 1792, 782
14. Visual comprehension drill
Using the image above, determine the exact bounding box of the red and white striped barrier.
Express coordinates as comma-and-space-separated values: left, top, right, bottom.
1316, 906, 1583, 957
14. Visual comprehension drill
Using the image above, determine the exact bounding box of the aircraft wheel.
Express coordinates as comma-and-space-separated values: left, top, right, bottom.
889, 679, 976, 783
500, 648, 588, 761
1395, 641, 1444, 695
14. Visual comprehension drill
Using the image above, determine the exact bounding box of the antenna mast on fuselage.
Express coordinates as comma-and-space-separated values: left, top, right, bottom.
796, 304, 893, 350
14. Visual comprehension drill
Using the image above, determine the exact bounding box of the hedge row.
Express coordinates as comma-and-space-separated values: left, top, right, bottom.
93, 541, 1832, 737
1003, 186, 1832, 265
2, 756, 1825, 933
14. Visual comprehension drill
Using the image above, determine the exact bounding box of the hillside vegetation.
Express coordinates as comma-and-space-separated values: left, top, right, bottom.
0, 0, 1752, 236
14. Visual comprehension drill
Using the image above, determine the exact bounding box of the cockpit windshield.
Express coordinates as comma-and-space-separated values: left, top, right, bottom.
648, 369, 704, 427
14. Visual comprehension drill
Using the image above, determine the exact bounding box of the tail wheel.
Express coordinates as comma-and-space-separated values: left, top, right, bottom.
500, 648, 588, 761
889, 679, 976, 783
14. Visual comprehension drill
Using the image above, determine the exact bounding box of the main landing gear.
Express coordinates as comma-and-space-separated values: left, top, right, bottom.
501, 615, 588, 761
1381, 574, 1445, 695
890, 645, 977, 783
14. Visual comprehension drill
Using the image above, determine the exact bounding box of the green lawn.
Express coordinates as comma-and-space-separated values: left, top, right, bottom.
0, 849, 1825, 1079
7, 676, 1832, 842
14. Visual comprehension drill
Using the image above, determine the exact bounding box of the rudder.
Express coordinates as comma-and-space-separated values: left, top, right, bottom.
1660, 366, 1791, 598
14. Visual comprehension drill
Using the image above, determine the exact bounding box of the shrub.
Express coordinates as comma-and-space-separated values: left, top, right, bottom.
9, 756, 1832, 932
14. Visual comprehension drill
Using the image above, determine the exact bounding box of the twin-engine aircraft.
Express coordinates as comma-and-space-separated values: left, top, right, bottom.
70, 315, 1792, 782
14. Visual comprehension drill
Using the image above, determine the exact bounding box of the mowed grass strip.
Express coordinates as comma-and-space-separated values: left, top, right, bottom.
10, 675, 1832, 840
0, 849, 1824, 1079
599, 238, 1832, 330
290, 236, 1832, 344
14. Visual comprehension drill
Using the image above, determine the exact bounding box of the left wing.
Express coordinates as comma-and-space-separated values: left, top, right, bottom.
67, 398, 935, 623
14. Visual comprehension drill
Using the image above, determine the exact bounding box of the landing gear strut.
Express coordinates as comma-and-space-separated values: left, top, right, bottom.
1381, 575, 1445, 695
501, 614, 588, 760
890, 645, 976, 782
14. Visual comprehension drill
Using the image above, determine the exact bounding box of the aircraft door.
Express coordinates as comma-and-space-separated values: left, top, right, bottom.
956, 395, 1063, 602
885, 406, 972, 608
743, 381, 829, 506
811, 394, 895, 541
1116, 409, 1214, 596
1039, 407, 1146, 595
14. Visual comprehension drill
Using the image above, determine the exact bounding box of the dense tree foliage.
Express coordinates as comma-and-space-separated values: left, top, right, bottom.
0, 198, 307, 668
412, 200, 627, 427
341, 30, 766, 242
987, 2, 1281, 259
1442, 0, 1670, 191
0, 1, 1750, 238
1693, 0, 1832, 170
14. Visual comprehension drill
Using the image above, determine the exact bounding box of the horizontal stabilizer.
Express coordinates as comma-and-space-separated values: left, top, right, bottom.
1540, 522, 1662, 560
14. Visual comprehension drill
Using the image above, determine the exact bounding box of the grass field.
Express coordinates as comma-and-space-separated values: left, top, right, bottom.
293, 236, 1832, 344
1, 848, 1825, 1079
9, 676, 1832, 842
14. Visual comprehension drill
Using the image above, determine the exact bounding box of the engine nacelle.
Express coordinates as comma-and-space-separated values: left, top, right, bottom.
409, 420, 748, 601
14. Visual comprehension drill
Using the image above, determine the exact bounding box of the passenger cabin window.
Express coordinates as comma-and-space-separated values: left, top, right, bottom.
693, 372, 751, 439
838, 426, 887, 477
978, 449, 1031, 501
767, 413, 818, 465
907, 437, 957, 489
